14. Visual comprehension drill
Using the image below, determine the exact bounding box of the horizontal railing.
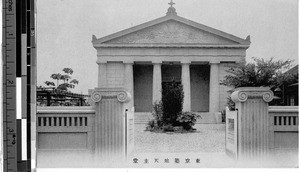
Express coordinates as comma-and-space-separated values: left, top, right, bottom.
37, 106, 95, 150
269, 106, 298, 132
269, 106, 298, 150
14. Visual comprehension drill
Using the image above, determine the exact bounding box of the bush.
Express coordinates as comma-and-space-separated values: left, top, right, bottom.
146, 81, 201, 132
161, 81, 184, 124
162, 124, 174, 132
146, 120, 155, 130
226, 96, 235, 111
152, 100, 164, 127
177, 112, 201, 130
220, 110, 226, 123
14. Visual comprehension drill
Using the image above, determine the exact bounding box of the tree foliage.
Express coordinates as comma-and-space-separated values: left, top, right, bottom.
220, 57, 295, 89
44, 67, 79, 91
220, 57, 297, 109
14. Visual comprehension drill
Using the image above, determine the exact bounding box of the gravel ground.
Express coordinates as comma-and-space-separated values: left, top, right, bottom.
37, 123, 298, 168
133, 124, 226, 154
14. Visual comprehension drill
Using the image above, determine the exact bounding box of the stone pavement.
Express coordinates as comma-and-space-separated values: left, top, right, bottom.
128, 124, 235, 168
133, 124, 226, 153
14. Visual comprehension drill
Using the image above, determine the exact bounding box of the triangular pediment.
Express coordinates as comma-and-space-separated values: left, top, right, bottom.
106, 20, 238, 44
93, 14, 250, 47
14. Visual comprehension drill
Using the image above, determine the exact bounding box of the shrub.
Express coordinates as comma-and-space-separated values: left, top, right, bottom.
152, 100, 164, 127
161, 81, 184, 124
162, 124, 174, 132
177, 112, 201, 130
220, 110, 226, 123
146, 120, 155, 130
146, 81, 201, 132
226, 96, 235, 111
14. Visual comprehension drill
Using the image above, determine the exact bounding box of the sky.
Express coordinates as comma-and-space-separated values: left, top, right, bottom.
36, 0, 298, 94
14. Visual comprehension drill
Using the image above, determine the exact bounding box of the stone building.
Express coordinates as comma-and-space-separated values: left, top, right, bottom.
91, 3, 251, 123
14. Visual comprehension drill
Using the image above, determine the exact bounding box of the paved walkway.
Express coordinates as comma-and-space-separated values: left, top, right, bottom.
129, 124, 298, 168
129, 124, 233, 168
133, 124, 226, 153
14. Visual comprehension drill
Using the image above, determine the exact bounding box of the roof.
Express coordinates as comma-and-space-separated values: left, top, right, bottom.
37, 87, 90, 98
285, 65, 298, 75
92, 8, 251, 48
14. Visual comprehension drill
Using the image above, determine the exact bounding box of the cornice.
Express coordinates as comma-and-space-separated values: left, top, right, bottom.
93, 43, 250, 49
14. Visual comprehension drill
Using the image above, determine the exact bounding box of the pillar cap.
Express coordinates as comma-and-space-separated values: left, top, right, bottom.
90, 88, 131, 103
123, 60, 134, 64
180, 60, 191, 64
96, 60, 107, 64
231, 87, 274, 103
209, 60, 220, 64
152, 60, 162, 64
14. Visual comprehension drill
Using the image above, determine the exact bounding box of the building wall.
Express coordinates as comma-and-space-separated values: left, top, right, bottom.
134, 65, 153, 112
132, 63, 231, 113
218, 62, 237, 111
190, 65, 209, 112
106, 62, 124, 88
101, 61, 237, 113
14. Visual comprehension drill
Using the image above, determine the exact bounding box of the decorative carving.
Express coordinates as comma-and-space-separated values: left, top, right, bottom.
106, 21, 236, 44
231, 91, 248, 102
166, 0, 177, 15
91, 91, 102, 102
231, 87, 274, 103
90, 88, 131, 103
262, 91, 274, 102
117, 91, 131, 103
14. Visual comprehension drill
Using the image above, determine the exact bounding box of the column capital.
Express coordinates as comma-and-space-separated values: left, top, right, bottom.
209, 60, 220, 64
96, 59, 107, 64
91, 88, 132, 103
152, 60, 162, 64
181, 60, 191, 64
231, 87, 274, 103
123, 60, 134, 64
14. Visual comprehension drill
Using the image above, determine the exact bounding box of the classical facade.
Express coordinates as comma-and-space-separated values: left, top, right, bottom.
92, 4, 250, 123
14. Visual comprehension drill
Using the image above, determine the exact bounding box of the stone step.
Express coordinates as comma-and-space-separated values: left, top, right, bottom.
134, 112, 153, 124
134, 112, 219, 124
194, 112, 217, 124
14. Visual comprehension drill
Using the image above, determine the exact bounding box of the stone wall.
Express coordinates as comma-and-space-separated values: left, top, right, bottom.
36, 106, 95, 151
106, 62, 124, 88
99, 61, 239, 115
269, 106, 299, 150
218, 62, 237, 111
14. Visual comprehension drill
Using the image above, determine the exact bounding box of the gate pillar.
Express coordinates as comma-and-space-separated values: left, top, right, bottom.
90, 88, 132, 164
231, 87, 274, 161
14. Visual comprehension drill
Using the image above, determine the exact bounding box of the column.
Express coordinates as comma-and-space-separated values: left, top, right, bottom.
124, 62, 134, 109
98, 62, 107, 88
152, 63, 162, 104
91, 88, 132, 162
182, 63, 191, 111
231, 87, 274, 161
209, 62, 219, 113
